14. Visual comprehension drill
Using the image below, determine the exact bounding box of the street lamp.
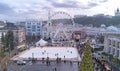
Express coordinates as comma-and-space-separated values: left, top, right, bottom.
46, 53, 50, 65
56, 53, 59, 58
56, 53, 59, 63
32, 53, 34, 63
64, 55, 66, 63
47, 53, 48, 57
32, 53, 34, 58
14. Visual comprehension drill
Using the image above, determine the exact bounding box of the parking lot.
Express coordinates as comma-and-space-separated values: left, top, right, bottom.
7, 61, 79, 71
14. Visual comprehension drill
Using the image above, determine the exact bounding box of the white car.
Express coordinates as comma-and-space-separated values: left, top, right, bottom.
17, 60, 26, 65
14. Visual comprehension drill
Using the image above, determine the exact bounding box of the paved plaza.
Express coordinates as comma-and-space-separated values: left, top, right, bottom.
7, 61, 79, 71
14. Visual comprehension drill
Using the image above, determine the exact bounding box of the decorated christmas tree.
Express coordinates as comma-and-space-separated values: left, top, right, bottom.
80, 40, 94, 71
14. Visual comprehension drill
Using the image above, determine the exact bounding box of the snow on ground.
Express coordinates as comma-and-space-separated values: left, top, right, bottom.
16, 47, 81, 61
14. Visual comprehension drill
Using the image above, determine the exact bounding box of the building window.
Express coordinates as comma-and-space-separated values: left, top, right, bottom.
52, 33, 55, 36
113, 41, 115, 47
32, 25, 36, 32
113, 48, 115, 55
118, 42, 120, 48
108, 39, 111, 45
27, 32, 31, 36
37, 29, 40, 31
27, 23, 31, 25
117, 42, 119, 48
37, 26, 40, 28
116, 50, 119, 57
37, 23, 40, 25
37, 32, 40, 35
27, 29, 31, 31
27, 26, 31, 28
108, 47, 111, 53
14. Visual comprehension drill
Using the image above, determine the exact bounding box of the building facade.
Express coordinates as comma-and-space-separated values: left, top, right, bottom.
0, 21, 6, 28
25, 20, 43, 39
115, 8, 120, 16
17, 26, 26, 44
104, 32, 120, 59
17, 19, 43, 39
0, 22, 26, 45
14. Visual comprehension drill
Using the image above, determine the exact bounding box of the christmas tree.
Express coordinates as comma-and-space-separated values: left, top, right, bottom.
80, 40, 94, 71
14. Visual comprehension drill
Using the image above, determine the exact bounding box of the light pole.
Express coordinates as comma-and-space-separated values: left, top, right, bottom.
56, 53, 59, 63
46, 53, 49, 65
47, 53, 48, 57
57, 53, 59, 58
64, 55, 66, 63
32, 53, 34, 58
32, 53, 34, 63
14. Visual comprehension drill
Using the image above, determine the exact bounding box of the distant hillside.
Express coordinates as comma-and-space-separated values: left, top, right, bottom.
74, 16, 120, 27
18, 15, 120, 27
50, 16, 120, 27
51, 19, 73, 25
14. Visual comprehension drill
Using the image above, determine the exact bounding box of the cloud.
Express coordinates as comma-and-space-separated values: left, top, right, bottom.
0, 0, 106, 16
99, 0, 108, 3
88, 2, 99, 8
50, 0, 79, 8
45, 0, 101, 9
0, 0, 114, 22
0, 3, 16, 16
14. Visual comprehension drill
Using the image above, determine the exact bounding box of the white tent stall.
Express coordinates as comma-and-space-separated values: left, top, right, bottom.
36, 39, 47, 46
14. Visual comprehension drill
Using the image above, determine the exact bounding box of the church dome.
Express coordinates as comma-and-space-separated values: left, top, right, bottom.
101, 24, 106, 28
107, 26, 118, 31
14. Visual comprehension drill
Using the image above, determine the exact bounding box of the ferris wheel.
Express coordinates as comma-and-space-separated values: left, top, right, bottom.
50, 11, 75, 26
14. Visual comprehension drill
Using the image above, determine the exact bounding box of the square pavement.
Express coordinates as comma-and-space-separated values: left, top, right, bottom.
7, 61, 79, 71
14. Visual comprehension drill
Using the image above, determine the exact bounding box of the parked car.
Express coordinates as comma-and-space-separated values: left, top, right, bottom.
17, 60, 26, 65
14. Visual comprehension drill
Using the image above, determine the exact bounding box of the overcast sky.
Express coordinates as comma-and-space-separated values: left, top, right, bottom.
0, 0, 120, 22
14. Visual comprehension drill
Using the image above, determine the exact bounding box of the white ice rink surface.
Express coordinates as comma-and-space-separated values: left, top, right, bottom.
16, 47, 81, 61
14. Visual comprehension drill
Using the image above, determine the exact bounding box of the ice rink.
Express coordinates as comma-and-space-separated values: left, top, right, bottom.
15, 47, 81, 61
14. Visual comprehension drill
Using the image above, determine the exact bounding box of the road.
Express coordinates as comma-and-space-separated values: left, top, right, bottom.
105, 60, 120, 71
7, 61, 79, 71
94, 52, 120, 71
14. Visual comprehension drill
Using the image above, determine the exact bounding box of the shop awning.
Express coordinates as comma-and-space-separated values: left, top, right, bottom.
17, 44, 26, 49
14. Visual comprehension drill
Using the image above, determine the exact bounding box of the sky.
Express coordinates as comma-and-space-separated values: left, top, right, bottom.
0, 0, 120, 22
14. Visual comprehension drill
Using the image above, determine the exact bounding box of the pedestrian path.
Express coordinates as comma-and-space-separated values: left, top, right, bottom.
93, 59, 106, 71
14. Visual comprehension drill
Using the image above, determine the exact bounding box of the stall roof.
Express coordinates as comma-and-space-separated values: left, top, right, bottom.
17, 44, 25, 49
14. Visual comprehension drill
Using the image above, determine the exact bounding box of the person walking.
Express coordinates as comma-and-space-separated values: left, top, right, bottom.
55, 67, 57, 71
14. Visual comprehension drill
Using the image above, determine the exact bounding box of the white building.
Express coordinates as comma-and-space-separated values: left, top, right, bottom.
104, 26, 120, 59
17, 19, 43, 37
115, 8, 120, 16
104, 32, 120, 59
25, 19, 43, 38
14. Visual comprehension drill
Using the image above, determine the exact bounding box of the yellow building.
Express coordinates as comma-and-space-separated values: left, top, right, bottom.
0, 22, 26, 45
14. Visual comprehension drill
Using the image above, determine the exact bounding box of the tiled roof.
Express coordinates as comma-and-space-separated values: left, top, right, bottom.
0, 22, 18, 30
0, 21, 6, 26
